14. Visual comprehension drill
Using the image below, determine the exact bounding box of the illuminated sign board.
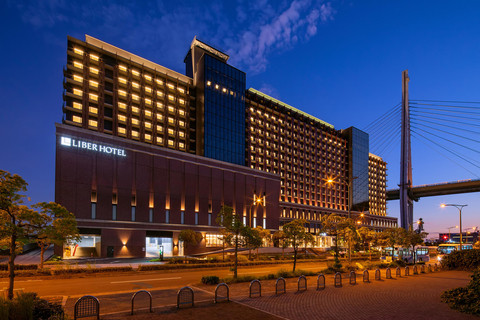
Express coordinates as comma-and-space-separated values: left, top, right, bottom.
60, 136, 127, 157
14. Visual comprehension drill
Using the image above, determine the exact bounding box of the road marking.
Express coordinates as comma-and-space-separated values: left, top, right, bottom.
110, 277, 181, 284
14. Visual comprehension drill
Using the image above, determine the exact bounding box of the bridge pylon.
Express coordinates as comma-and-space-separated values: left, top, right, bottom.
400, 70, 414, 230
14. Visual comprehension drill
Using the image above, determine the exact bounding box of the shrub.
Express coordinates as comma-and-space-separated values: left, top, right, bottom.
441, 249, 480, 270
0, 264, 38, 271
0, 292, 64, 320
442, 268, 480, 315
201, 275, 220, 285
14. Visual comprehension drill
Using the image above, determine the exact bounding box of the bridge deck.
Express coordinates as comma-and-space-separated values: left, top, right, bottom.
387, 179, 480, 200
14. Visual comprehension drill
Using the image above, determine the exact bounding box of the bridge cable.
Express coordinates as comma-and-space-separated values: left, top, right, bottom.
409, 112, 480, 129
411, 121, 480, 145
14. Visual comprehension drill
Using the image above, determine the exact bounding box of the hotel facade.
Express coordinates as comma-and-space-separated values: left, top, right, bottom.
56, 35, 396, 258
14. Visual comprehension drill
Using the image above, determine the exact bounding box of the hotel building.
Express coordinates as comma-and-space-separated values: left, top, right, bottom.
56, 35, 396, 258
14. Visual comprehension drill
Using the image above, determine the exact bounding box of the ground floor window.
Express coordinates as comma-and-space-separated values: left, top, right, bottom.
205, 233, 223, 247
145, 237, 173, 257
64, 234, 101, 258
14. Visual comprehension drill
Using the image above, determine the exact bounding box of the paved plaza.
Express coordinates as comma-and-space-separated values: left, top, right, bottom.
65, 269, 475, 319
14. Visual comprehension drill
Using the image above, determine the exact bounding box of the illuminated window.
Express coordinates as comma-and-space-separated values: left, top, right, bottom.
179, 131, 185, 138
144, 133, 152, 141
145, 110, 152, 118
89, 93, 98, 102
167, 83, 175, 90
131, 118, 140, 126
118, 77, 127, 84
119, 65, 127, 72
73, 61, 83, 69
72, 115, 82, 124
168, 95, 175, 102
118, 89, 127, 97
156, 136, 163, 144
206, 81, 211, 86
118, 102, 127, 110
156, 102, 164, 110
168, 117, 175, 125
179, 120, 185, 127
89, 67, 99, 75
168, 139, 175, 147
179, 142, 185, 149
215, 84, 219, 89
131, 69, 140, 76
145, 86, 152, 94
72, 102, 82, 110
178, 87, 185, 94
89, 80, 99, 88
118, 127, 126, 135
89, 106, 98, 114
145, 98, 152, 105
178, 109, 185, 117
132, 81, 140, 89
156, 91, 164, 97
117, 114, 127, 122
73, 47, 84, 55
131, 106, 140, 114
155, 78, 163, 86
168, 105, 175, 113
88, 119, 97, 128
90, 53, 99, 61
131, 130, 139, 138
178, 98, 185, 105
168, 128, 175, 136
73, 74, 83, 82
144, 74, 152, 81
145, 121, 152, 129
73, 88, 83, 96
156, 114, 164, 121
156, 125, 163, 132
132, 93, 140, 101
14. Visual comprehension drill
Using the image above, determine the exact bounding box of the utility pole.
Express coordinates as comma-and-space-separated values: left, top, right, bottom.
400, 70, 414, 230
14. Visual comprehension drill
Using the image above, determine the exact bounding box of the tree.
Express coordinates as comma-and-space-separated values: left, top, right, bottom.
272, 230, 288, 259
401, 229, 428, 262
356, 227, 377, 260
0, 170, 37, 300
254, 226, 271, 259
31, 202, 80, 269
321, 214, 352, 268
178, 229, 203, 253
216, 205, 246, 279
282, 219, 311, 272
242, 227, 262, 260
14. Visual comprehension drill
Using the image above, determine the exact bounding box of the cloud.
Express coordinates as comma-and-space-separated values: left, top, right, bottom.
10, 0, 335, 74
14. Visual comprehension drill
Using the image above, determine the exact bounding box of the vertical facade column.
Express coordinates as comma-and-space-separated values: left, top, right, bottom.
400, 70, 413, 229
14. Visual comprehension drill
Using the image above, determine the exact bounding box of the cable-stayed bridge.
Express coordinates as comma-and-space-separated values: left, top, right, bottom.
365, 70, 480, 229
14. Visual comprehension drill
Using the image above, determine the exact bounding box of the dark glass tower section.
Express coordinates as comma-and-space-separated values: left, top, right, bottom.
185, 38, 246, 165
343, 127, 370, 211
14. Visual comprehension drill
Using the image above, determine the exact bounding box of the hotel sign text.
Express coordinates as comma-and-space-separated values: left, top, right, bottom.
60, 136, 127, 157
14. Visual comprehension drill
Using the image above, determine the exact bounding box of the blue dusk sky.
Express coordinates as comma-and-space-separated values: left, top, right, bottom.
1, 1, 479, 236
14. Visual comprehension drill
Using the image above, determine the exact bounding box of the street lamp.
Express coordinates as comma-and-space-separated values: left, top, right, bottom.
326, 176, 358, 262
446, 226, 458, 243
441, 203, 467, 250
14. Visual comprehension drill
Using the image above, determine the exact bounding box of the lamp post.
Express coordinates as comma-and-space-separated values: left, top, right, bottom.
446, 226, 458, 243
326, 176, 358, 262
441, 204, 467, 250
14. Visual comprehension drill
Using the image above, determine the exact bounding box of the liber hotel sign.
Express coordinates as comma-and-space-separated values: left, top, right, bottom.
60, 136, 127, 157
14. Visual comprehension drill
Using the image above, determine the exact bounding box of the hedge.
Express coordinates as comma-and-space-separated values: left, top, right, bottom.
440, 249, 480, 270
0, 264, 38, 271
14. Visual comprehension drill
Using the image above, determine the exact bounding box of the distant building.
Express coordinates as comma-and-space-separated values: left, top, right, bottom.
439, 232, 478, 244
56, 35, 397, 258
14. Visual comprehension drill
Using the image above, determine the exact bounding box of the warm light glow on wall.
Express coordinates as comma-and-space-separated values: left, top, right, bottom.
72, 102, 82, 110
73, 47, 84, 55
73, 61, 83, 69
89, 67, 99, 74
73, 74, 83, 82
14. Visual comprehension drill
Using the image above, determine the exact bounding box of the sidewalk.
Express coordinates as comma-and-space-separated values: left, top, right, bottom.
63, 268, 475, 320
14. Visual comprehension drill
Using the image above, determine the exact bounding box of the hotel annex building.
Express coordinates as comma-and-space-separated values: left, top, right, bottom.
56, 35, 397, 258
